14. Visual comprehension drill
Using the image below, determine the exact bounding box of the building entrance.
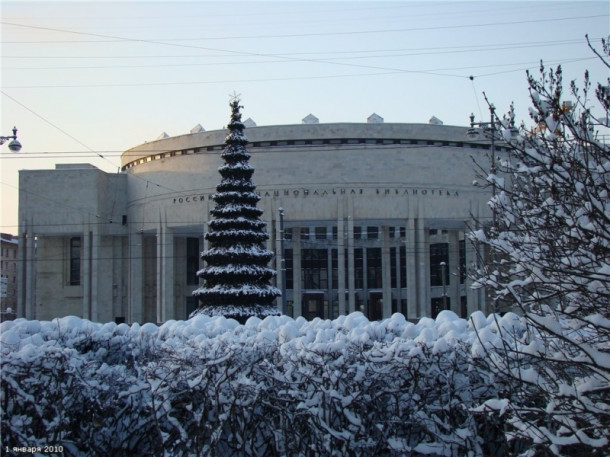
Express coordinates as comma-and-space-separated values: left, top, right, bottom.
302, 292, 325, 320
368, 292, 383, 321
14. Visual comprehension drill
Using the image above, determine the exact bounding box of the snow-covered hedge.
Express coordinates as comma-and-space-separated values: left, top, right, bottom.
1, 312, 530, 456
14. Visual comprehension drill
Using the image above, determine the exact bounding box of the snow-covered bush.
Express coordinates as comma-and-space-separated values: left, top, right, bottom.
2, 312, 521, 456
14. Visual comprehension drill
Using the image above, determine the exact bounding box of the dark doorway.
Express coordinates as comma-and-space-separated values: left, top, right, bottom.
368, 292, 383, 321
431, 297, 450, 319
302, 293, 324, 320
186, 296, 198, 319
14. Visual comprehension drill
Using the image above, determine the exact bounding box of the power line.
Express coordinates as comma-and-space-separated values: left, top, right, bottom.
2, 14, 605, 43
3, 38, 599, 64
3, 37, 600, 60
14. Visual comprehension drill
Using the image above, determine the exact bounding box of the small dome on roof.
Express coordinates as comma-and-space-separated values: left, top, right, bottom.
302, 114, 319, 124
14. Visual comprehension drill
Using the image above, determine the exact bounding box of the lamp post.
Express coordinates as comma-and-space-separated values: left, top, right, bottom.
467, 106, 499, 232
0, 127, 22, 152
440, 261, 447, 310
279, 208, 287, 315
467, 103, 518, 234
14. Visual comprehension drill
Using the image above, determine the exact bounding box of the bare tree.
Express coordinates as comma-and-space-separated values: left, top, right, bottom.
469, 36, 610, 455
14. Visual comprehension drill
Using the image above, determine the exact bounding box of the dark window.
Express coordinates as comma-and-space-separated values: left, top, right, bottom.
186, 237, 200, 285
186, 296, 198, 319
285, 249, 294, 289
391, 247, 397, 288
285, 228, 292, 241
459, 239, 466, 284
430, 243, 449, 287
367, 226, 379, 239
331, 249, 339, 289
302, 249, 328, 289
354, 248, 364, 289
367, 248, 382, 289
400, 246, 407, 288
315, 227, 327, 240
390, 246, 407, 288
353, 226, 362, 239
300, 228, 309, 241
69, 237, 81, 285
332, 226, 338, 240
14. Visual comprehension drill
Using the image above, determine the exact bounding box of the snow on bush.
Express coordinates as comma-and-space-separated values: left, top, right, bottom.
0, 311, 548, 456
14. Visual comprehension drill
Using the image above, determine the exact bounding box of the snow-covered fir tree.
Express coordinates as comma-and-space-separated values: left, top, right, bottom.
192, 99, 280, 322
470, 37, 610, 455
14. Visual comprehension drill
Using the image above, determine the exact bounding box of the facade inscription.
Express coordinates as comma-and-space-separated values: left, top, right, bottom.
173, 187, 460, 205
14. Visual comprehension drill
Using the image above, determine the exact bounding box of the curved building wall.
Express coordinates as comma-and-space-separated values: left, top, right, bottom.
20, 122, 497, 323
121, 123, 494, 323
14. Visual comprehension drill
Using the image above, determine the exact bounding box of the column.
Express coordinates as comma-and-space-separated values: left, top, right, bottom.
275, 211, 284, 313
467, 200, 485, 315
346, 198, 356, 313
416, 215, 430, 317
465, 225, 484, 315
90, 228, 100, 321
129, 230, 143, 323
337, 212, 346, 316
158, 224, 174, 323
293, 231, 302, 317
82, 229, 91, 320
19, 224, 35, 320
448, 230, 461, 315
406, 218, 418, 320
381, 226, 392, 319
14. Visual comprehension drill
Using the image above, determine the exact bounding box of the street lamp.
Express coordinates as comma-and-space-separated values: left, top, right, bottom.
0, 126, 22, 152
440, 261, 447, 310
279, 208, 287, 315
467, 104, 517, 232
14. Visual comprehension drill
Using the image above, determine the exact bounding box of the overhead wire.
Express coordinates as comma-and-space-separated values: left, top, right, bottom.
2, 14, 605, 43
2, 13, 606, 84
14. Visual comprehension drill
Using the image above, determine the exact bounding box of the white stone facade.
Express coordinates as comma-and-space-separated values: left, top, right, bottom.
19, 122, 497, 323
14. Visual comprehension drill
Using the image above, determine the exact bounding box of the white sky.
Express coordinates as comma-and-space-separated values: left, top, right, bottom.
1, 0, 609, 233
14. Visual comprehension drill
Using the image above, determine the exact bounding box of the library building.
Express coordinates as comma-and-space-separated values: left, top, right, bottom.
18, 113, 498, 324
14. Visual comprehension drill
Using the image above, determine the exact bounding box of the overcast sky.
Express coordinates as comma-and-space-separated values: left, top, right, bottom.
1, 0, 608, 233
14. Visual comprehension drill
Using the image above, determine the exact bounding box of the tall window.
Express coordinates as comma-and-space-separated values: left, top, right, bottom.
391, 247, 398, 288
367, 226, 379, 239
301, 249, 328, 289
285, 249, 293, 289
186, 237, 200, 285
390, 246, 407, 288
331, 249, 339, 289
367, 248, 382, 288
400, 246, 407, 288
315, 227, 327, 240
459, 240, 466, 284
69, 237, 81, 286
354, 248, 364, 289
430, 243, 449, 287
